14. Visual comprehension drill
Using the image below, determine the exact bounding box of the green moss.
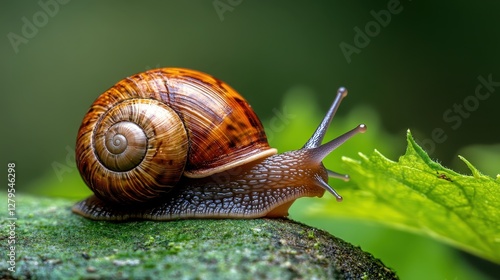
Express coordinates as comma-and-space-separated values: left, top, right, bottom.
0, 194, 397, 279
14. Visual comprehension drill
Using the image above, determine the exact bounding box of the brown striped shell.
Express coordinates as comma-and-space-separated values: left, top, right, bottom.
76, 68, 277, 205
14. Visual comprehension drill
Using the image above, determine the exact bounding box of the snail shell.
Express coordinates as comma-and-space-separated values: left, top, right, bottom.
76, 68, 276, 205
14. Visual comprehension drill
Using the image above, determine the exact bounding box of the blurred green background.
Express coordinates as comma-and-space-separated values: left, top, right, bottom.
1, 1, 499, 279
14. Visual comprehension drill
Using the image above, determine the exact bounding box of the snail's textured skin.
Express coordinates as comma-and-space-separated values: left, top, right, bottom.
73, 67, 366, 221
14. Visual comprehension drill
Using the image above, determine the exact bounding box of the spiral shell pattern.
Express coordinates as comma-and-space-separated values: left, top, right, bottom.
76, 98, 189, 204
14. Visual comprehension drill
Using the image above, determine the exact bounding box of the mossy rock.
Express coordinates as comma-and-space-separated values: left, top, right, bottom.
0, 194, 397, 279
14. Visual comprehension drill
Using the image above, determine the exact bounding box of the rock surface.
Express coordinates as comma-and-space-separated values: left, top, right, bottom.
0, 194, 398, 279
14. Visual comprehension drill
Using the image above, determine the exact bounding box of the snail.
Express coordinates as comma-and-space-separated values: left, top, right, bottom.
72, 68, 366, 221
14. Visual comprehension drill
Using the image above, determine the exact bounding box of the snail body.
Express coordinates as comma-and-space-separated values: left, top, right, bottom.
72, 68, 366, 221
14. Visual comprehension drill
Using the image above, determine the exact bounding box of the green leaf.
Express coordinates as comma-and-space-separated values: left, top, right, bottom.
315, 129, 500, 264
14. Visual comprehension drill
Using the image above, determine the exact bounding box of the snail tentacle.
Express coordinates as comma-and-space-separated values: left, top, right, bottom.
303, 87, 348, 149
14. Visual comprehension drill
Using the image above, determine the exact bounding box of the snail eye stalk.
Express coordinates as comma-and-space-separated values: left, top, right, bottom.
303, 87, 367, 201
